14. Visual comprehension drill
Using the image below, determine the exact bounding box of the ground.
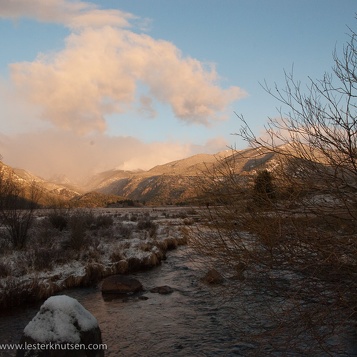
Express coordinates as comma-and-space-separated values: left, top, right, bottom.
0, 206, 198, 309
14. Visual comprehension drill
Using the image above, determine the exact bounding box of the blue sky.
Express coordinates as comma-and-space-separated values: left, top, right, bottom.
0, 0, 355, 181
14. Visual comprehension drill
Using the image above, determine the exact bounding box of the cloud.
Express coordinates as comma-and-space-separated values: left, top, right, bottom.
3, 0, 245, 134
0, 0, 245, 180
10, 27, 245, 133
0, 0, 135, 29
0, 130, 225, 182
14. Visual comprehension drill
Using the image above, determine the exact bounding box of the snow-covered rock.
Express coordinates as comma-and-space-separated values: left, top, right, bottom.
17, 295, 104, 356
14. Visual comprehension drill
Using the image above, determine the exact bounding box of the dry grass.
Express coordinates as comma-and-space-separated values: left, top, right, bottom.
0, 206, 192, 309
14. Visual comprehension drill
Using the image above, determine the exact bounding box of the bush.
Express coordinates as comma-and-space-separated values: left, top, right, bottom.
31, 248, 54, 271
68, 211, 89, 250
116, 222, 133, 239
137, 219, 157, 237
95, 215, 114, 229
253, 169, 276, 206
81, 210, 96, 229
191, 22, 357, 355
130, 214, 138, 222
110, 251, 124, 262
0, 173, 40, 249
48, 211, 68, 231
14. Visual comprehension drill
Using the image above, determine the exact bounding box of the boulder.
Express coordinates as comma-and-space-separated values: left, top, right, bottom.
16, 295, 104, 357
101, 275, 143, 295
202, 269, 224, 284
150, 285, 174, 295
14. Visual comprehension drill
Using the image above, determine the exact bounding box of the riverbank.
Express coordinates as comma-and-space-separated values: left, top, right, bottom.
0, 207, 194, 310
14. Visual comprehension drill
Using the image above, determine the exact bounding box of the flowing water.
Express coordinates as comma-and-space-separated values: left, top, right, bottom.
0, 247, 255, 356
0, 247, 356, 356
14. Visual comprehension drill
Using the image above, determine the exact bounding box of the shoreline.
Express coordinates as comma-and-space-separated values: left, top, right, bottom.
0, 208, 193, 311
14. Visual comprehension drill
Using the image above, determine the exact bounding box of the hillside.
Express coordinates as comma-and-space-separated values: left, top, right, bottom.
0, 161, 140, 208
83, 169, 135, 191
0, 162, 81, 205
0, 146, 295, 206
69, 191, 126, 208
90, 147, 284, 205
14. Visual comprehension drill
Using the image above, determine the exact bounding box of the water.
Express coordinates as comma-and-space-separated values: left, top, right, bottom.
0, 248, 254, 357
0, 247, 356, 356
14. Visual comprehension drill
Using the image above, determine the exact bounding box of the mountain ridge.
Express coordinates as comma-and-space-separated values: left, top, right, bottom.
0, 147, 287, 206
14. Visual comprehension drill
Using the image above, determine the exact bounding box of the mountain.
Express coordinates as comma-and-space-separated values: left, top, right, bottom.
88, 148, 282, 205
0, 161, 80, 205
84, 169, 135, 191
144, 152, 231, 176
0, 146, 289, 207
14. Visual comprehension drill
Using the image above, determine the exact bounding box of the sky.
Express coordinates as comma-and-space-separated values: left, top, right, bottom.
0, 0, 355, 182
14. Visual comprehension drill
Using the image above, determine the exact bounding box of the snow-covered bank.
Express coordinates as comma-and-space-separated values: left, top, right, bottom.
0, 208, 193, 310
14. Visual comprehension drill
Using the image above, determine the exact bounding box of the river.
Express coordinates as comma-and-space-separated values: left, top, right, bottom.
0, 247, 255, 356
0, 246, 355, 356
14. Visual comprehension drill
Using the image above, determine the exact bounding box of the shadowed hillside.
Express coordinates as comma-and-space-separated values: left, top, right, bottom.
89, 148, 287, 205
1, 145, 321, 206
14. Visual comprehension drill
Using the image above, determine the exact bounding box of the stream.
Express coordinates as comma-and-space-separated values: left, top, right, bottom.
0, 247, 254, 356
0, 246, 356, 356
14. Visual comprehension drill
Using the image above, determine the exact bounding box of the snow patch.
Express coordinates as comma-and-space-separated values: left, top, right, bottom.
24, 295, 98, 343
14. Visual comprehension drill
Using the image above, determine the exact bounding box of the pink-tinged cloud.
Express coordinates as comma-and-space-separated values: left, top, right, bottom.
2, 0, 245, 133
0, 129, 228, 182
10, 27, 245, 133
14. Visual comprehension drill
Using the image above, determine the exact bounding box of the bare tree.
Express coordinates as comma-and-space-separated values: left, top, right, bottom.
190, 22, 357, 355
0, 167, 41, 249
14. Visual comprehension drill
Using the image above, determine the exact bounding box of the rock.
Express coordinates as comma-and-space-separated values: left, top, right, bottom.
16, 295, 104, 357
166, 237, 178, 250
143, 253, 160, 268
150, 285, 174, 295
113, 259, 129, 274
127, 257, 142, 271
202, 269, 224, 284
101, 275, 143, 295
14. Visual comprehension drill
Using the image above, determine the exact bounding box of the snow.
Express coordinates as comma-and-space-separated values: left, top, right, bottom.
0, 207, 191, 310
24, 295, 98, 343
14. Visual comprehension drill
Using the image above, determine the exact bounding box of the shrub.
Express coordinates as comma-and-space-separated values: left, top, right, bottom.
137, 219, 157, 237
0, 171, 41, 249
31, 248, 54, 271
26, 225, 57, 252
48, 211, 68, 231
191, 23, 357, 354
110, 251, 124, 262
81, 210, 96, 229
116, 222, 133, 239
68, 212, 89, 250
0, 229, 11, 254
95, 214, 114, 229
130, 214, 138, 222
252, 169, 276, 206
